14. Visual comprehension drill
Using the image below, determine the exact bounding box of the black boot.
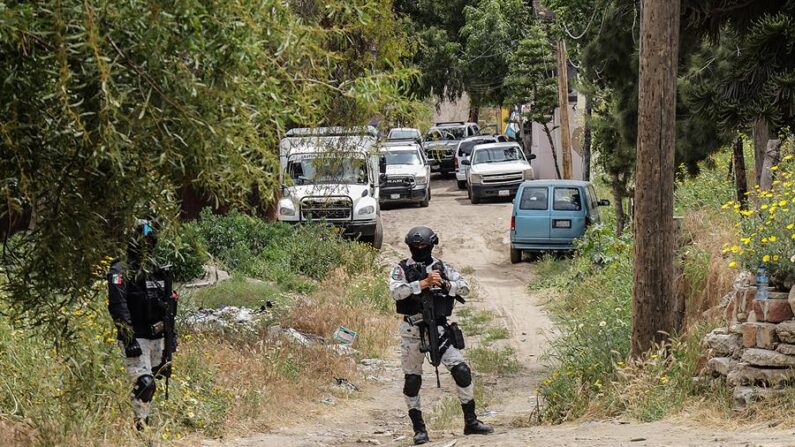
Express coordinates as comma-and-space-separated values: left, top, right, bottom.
408, 409, 429, 445
462, 401, 494, 435
134, 417, 148, 432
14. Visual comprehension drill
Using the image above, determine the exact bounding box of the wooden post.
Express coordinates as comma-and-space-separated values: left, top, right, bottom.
632, 0, 681, 357
732, 137, 748, 209
557, 40, 573, 179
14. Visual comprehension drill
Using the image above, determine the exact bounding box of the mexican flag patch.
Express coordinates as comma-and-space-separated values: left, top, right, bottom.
111, 274, 123, 285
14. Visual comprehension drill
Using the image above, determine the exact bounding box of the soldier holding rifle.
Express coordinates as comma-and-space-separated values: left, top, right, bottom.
389, 226, 493, 445
107, 218, 178, 431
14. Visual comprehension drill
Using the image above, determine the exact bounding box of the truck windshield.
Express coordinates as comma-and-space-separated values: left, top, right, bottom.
287, 156, 368, 185
426, 127, 465, 140
389, 129, 419, 140
386, 151, 422, 165
472, 147, 524, 164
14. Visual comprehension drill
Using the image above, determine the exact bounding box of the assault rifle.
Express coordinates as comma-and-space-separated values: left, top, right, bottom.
406, 264, 465, 388
152, 278, 178, 400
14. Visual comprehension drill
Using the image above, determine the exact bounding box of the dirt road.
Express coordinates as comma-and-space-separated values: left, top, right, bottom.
206, 178, 794, 447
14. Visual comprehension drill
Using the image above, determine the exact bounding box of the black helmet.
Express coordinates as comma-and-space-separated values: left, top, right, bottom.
404, 226, 439, 246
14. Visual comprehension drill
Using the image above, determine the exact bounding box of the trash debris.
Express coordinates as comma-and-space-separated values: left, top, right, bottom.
333, 326, 358, 345
286, 327, 312, 346
334, 377, 359, 392
183, 305, 270, 329
439, 441, 458, 447
320, 397, 336, 405
480, 409, 497, 417
361, 358, 387, 367
331, 344, 361, 356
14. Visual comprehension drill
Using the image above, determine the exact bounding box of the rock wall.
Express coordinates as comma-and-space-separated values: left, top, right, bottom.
702, 272, 795, 408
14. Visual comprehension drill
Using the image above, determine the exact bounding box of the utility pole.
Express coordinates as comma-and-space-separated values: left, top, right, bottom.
632, 0, 681, 357
557, 40, 573, 179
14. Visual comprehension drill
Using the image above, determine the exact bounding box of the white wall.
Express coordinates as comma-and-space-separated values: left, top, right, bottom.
529, 95, 585, 181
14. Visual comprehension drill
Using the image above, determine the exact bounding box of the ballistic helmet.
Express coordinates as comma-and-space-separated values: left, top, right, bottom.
404, 226, 439, 246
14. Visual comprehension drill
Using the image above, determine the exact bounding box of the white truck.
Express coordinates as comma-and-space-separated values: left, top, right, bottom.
276, 126, 385, 248
462, 142, 536, 204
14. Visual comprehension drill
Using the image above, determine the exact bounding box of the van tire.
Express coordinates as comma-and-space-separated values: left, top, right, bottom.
510, 247, 522, 264
457, 180, 466, 190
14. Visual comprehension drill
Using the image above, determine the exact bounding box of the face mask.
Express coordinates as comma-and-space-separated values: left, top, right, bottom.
409, 245, 433, 263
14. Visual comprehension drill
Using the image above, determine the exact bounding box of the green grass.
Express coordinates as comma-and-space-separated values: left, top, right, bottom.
429, 377, 491, 430
457, 309, 497, 337
483, 326, 509, 343
183, 274, 285, 310
467, 346, 520, 375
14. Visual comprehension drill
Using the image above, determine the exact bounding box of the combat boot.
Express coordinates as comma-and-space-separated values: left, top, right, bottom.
461, 401, 494, 435
134, 417, 147, 432
408, 409, 429, 445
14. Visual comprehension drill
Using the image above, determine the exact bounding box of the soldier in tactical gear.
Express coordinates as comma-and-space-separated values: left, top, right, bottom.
389, 226, 493, 445
107, 218, 178, 431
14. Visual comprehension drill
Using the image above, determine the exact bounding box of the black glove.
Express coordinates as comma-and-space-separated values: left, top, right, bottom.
124, 338, 142, 358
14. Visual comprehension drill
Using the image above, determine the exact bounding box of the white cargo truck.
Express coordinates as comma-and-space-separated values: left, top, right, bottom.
276, 126, 385, 248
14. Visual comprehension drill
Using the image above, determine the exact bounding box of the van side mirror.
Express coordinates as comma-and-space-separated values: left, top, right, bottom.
598, 199, 611, 207
461, 159, 471, 166
528, 153, 537, 160
379, 156, 387, 174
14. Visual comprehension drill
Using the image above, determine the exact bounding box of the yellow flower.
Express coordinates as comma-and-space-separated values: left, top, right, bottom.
772, 166, 780, 171
781, 200, 789, 207
762, 238, 769, 244
729, 261, 738, 268
785, 155, 794, 161
741, 237, 752, 245
787, 224, 794, 231
774, 255, 780, 261
770, 236, 778, 242
764, 255, 771, 262
762, 204, 769, 210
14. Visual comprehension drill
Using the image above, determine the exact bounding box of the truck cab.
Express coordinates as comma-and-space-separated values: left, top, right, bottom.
277, 126, 384, 248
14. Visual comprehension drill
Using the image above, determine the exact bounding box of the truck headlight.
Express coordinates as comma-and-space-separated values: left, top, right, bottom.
469, 174, 482, 184
358, 205, 375, 216
280, 206, 296, 216
415, 175, 428, 185
523, 168, 535, 180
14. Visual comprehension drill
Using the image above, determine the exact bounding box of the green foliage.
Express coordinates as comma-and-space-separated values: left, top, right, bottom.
467, 346, 520, 375
185, 275, 285, 311
156, 222, 209, 283
504, 23, 558, 128
0, 0, 419, 331
673, 149, 737, 214
194, 208, 379, 292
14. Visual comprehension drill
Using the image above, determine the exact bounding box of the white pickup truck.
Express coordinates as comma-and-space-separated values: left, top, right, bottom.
276, 126, 384, 248
462, 142, 535, 204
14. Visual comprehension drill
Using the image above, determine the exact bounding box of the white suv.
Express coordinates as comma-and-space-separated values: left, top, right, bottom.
454, 136, 498, 189
463, 142, 535, 204
379, 144, 431, 207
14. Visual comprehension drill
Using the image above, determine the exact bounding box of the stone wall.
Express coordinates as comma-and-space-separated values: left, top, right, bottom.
702, 272, 795, 408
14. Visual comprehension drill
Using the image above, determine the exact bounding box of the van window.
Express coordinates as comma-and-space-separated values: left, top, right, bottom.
587, 185, 598, 211
519, 187, 548, 210
553, 187, 582, 211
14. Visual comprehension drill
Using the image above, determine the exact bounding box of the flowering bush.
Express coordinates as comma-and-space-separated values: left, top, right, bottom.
724, 154, 795, 290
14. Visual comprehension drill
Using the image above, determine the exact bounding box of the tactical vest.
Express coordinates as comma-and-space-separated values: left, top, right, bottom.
395, 259, 456, 317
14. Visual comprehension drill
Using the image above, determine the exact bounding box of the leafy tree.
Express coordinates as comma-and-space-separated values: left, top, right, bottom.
503, 23, 562, 178
0, 0, 417, 332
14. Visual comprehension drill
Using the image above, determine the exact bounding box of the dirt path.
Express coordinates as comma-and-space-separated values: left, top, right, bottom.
204, 178, 794, 447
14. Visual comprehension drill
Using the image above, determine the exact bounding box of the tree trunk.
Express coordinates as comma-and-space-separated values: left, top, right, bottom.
557, 40, 573, 179
612, 174, 627, 236
752, 117, 769, 185
583, 96, 593, 182
732, 137, 748, 210
632, 0, 681, 357
469, 107, 479, 124
760, 139, 782, 191
543, 124, 562, 180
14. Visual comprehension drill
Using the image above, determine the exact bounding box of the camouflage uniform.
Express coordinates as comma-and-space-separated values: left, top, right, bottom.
389, 257, 473, 411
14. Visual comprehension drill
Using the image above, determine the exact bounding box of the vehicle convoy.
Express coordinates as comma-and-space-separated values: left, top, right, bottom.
423, 121, 480, 175
379, 143, 431, 207
509, 180, 610, 263
387, 127, 422, 143
454, 135, 499, 190
463, 142, 535, 204
277, 126, 385, 248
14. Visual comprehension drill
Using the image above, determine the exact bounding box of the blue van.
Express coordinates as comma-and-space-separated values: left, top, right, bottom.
510, 180, 610, 263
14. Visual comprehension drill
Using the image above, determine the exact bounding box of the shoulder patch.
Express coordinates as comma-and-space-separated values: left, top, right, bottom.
391, 266, 405, 281
111, 274, 123, 285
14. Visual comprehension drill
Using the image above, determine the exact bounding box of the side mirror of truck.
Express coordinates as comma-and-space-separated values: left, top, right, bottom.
379, 155, 387, 174
461, 159, 471, 166
379, 173, 387, 184
528, 153, 537, 160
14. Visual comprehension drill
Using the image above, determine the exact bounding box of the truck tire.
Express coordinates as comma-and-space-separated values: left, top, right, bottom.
457, 180, 466, 190
510, 246, 522, 264
469, 187, 481, 205
371, 220, 383, 250
419, 189, 430, 207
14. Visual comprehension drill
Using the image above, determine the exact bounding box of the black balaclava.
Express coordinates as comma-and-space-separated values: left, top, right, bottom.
409, 245, 433, 264
127, 220, 158, 274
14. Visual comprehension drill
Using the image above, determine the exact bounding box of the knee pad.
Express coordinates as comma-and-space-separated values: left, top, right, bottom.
133, 374, 156, 403
403, 374, 422, 397
450, 363, 472, 388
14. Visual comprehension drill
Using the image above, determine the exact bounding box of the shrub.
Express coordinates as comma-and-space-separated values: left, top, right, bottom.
726, 152, 795, 289
156, 222, 209, 283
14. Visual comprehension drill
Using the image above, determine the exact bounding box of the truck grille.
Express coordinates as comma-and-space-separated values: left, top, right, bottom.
482, 172, 523, 184
300, 197, 353, 221
386, 175, 415, 186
